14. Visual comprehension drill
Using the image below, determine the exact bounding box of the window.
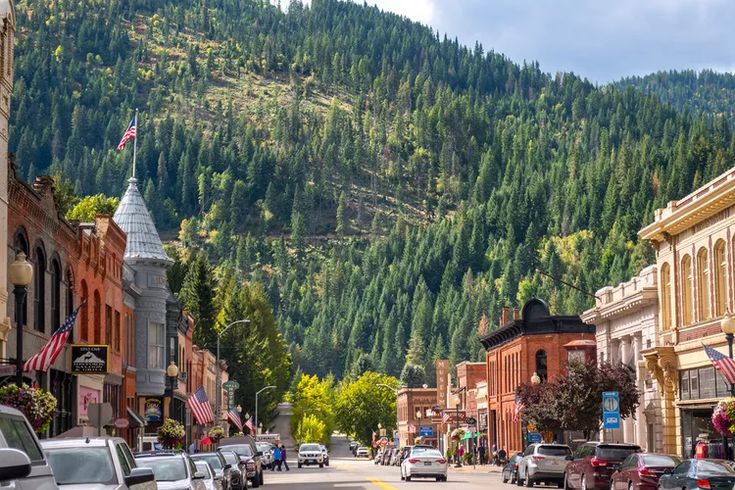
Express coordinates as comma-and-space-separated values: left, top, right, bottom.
114, 311, 121, 352
34, 245, 46, 332
66, 269, 74, 318
699, 366, 716, 399
697, 248, 711, 321
661, 263, 672, 330
0, 415, 45, 463
125, 313, 134, 365
681, 255, 694, 325
115, 444, 132, 476
93, 291, 101, 344
46, 447, 117, 485
50, 259, 61, 329
680, 371, 690, 400
148, 322, 165, 369
105, 305, 112, 346
535, 349, 548, 382
80, 281, 89, 341
690, 369, 699, 398
714, 240, 727, 317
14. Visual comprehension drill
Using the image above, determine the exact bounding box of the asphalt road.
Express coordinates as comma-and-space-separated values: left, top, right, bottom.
264, 436, 508, 490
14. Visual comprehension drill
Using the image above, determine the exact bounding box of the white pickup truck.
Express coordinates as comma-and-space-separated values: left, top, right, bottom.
298, 443, 325, 468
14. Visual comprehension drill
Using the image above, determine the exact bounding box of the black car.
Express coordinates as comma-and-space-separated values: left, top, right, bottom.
658, 459, 735, 490
217, 450, 247, 490
218, 437, 263, 488
503, 453, 524, 484
192, 451, 235, 490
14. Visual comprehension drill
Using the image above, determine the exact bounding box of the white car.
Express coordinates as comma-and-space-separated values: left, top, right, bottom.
356, 446, 369, 458
517, 443, 572, 487
194, 460, 220, 490
298, 443, 325, 468
400, 447, 448, 482
256, 442, 274, 469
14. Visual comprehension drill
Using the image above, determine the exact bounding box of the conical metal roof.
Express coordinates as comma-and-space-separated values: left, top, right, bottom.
113, 177, 172, 265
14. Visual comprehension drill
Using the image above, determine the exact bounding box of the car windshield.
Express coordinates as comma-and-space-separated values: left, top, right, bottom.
697, 461, 735, 475
195, 461, 213, 479
641, 455, 679, 467
538, 445, 572, 456
193, 454, 223, 470
256, 443, 270, 451
301, 444, 320, 452
597, 446, 640, 461
46, 447, 118, 485
221, 444, 254, 457
220, 451, 239, 465
138, 456, 188, 481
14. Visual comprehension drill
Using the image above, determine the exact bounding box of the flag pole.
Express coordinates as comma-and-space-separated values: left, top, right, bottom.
132, 108, 138, 180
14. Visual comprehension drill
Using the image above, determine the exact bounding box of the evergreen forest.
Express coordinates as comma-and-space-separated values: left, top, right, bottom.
10, 0, 735, 385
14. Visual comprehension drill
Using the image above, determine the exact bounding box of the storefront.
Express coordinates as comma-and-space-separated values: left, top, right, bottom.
49, 369, 74, 436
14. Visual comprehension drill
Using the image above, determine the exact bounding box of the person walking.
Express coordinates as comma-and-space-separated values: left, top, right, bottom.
458, 444, 464, 466
273, 445, 282, 471
280, 445, 290, 471
478, 444, 486, 465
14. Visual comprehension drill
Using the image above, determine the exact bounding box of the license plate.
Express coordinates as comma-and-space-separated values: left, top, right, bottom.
424, 462, 432, 466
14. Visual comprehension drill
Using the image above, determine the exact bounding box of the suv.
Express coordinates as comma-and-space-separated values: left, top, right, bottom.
191, 451, 235, 490
218, 437, 264, 488
134, 451, 207, 490
564, 442, 641, 490
298, 443, 325, 468
0, 404, 58, 489
41, 437, 156, 489
517, 443, 572, 487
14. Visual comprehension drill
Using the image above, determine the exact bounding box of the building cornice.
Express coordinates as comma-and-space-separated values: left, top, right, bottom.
581, 288, 658, 324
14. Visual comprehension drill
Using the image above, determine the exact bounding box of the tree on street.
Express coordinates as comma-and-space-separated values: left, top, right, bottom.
335, 371, 400, 445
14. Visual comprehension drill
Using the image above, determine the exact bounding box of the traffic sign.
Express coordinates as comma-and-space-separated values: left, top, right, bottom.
419, 426, 434, 437
602, 391, 621, 430
528, 432, 542, 443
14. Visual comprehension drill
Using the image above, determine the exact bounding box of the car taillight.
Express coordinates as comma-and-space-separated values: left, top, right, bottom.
514, 464, 519, 469
408, 458, 419, 464
638, 468, 656, 477
590, 457, 608, 467
532, 456, 545, 461
438, 459, 446, 464
696, 479, 711, 489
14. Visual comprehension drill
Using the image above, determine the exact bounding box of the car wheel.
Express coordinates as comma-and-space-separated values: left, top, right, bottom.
259, 471, 264, 486
298, 463, 302, 469
581, 475, 587, 490
252, 476, 260, 488
405, 475, 412, 482
503, 474, 509, 484
518, 476, 524, 487
526, 476, 534, 488
319, 463, 324, 468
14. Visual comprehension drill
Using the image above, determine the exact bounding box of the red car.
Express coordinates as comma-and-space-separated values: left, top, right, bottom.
564, 442, 641, 490
610, 453, 680, 490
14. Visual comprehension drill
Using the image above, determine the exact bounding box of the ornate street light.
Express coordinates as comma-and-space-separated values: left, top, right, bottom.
166, 361, 179, 417
9, 252, 33, 386
530, 372, 541, 385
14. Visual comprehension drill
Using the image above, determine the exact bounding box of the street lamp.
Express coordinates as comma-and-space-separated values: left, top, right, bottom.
166, 361, 179, 417
255, 385, 276, 435
531, 372, 541, 385
721, 312, 735, 396
236, 404, 242, 413
216, 319, 250, 424
9, 252, 33, 386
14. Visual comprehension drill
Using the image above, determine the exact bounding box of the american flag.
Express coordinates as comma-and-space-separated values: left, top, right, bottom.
704, 343, 735, 385
188, 386, 215, 425
116, 114, 137, 151
227, 408, 243, 431
512, 394, 525, 423
441, 411, 451, 424
245, 418, 255, 434
408, 424, 417, 434
24, 305, 81, 373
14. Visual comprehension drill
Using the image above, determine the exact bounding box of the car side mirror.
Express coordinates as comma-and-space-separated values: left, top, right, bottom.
124, 467, 155, 487
193, 470, 206, 480
0, 448, 32, 481
224, 463, 232, 470
257, 451, 263, 457
565, 455, 573, 461
662, 468, 673, 475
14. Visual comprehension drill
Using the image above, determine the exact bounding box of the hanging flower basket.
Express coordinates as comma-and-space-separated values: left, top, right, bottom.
712, 399, 735, 436
450, 428, 466, 441
157, 418, 185, 449
208, 425, 225, 443
0, 383, 57, 433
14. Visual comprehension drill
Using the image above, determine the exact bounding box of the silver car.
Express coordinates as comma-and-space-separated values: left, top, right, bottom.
135, 452, 206, 490
41, 436, 156, 490
194, 460, 220, 490
517, 443, 572, 487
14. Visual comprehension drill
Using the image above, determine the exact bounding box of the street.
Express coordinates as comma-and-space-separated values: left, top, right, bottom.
265, 436, 508, 490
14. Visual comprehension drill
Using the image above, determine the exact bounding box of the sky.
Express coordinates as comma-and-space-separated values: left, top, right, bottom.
356, 0, 735, 83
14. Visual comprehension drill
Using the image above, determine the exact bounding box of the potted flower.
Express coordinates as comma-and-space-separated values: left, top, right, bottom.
208, 425, 225, 443
450, 427, 466, 441
157, 418, 185, 449
712, 399, 735, 436
0, 383, 56, 433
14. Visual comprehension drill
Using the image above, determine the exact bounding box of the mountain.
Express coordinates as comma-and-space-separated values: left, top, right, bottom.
10, 0, 735, 383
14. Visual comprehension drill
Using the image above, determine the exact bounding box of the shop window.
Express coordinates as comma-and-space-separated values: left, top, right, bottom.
34, 245, 46, 332
698, 366, 716, 399
697, 248, 710, 321
680, 370, 690, 400
714, 240, 727, 317
535, 349, 548, 382
681, 255, 694, 325
661, 263, 672, 330
689, 369, 699, 399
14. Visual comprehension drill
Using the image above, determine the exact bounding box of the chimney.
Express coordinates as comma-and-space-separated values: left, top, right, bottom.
501, 306, 510, 325
513, 307, 520, 320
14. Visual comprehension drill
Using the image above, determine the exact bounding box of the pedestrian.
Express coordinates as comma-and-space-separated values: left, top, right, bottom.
479, 445, 486, 465
458, 445, 464, 466
273, 445, 282, 471
188, 441, 197, 454
281, 444, 290, 471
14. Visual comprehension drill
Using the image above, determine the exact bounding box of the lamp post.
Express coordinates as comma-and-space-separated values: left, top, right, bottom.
216, 319, 250, 424
166, 361, 179, 418
531, 372, 541, 385
9, 252, 33, 386
255, 385, 276, 435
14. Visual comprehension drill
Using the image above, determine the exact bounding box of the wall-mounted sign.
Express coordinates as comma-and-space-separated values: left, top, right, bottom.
71, 345, 109, 374
419, 426, 434, 437
222, 380, 240, 410
144, 398, 162, 422
78, 385, 100, 417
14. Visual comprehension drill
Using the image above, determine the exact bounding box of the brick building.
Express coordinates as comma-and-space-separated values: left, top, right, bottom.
396, 386, 439, 447
480, 298, 596, 454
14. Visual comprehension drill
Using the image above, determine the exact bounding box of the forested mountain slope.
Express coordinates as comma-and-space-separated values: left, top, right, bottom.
10, 0, 735, 383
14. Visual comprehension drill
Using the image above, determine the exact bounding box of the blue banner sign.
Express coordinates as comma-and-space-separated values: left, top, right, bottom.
602, 391, 621, 430
419, 426, 434, 437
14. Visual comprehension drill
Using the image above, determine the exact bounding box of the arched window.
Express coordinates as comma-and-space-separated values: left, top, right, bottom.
535, 349, 548, 382
65, 268, 74, 317
80, 281, 89, 341
33, 245, 46, 333
714, 240, 727, 317
93, 290, 101, 344
682, 255, 694, 325
50, 258, 61, 330
661, 263, 672, 330
697, 248, 711, 321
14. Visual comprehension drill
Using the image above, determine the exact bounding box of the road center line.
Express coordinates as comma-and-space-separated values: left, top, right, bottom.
368, 477, 399, 490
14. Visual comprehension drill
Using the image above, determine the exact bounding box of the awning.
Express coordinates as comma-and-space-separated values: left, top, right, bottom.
460, 432, 483, 440
127, 407, 146, 428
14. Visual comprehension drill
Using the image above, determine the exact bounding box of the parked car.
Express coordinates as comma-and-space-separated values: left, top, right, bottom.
391, 449, 402, 466
0, 404, 59, 490
319, 445, 330, 466
256, 443, 274, 470
298, 443, 325, 468
503, 453, 524, 484
216, 450, 247, 490
658, 459, 735, 490
563, 442, 641, 490
374, 448, 383, 465
194, 460, 220, 490
218, 436, 263, 488
42, 436, 156, 489
356, 446, 369, 458
517, 443, 572, 487
191, 451, 235, 490
400, 447, 448, 482
380, 448, 393, 465
134, 451, 206, 490
610, 453, 680, 490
